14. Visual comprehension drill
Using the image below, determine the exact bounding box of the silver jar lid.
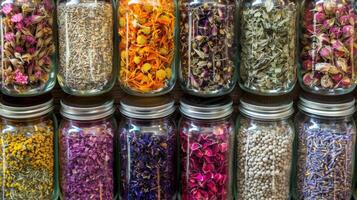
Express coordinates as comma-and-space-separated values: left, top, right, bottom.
298, 94, 355, 117
61, 96, 115, 121
0, 95, 54, 119
119, 95, 175, 119
239, 98, 294, 120
180, 96, 233, 120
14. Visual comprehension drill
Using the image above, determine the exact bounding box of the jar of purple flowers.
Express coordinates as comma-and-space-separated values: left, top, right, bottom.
179, 96, 234, 200
118, 95, 177, 200
294, 93, 356, 199
179, 0, 237, 97
59, 96, 116, 200
0, 0, 57, 96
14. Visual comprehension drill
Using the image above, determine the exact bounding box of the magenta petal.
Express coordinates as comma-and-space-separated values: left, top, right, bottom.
219, 143, 228, 152
192, 173, 205, 182
202, 162, 214, 173
204, 149, 213, 156
190, 143, 201, 151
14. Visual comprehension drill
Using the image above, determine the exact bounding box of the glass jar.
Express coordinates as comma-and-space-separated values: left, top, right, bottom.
0, 0, 57, 96
236, 97, 294, 199
118, 0, 177, 96
59, 96, 116, 199
294, 94, 356, 199
238, 0, 297, 95
119, 96, 177, 199
57, 0, 115, 96
179, 0, 236, 97
299, 0, 357, 95
0, 95, 58, 199
179, 96, 234, 200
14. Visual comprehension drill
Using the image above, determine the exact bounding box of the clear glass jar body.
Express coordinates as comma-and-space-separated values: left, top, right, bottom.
299, 0, 357, 95
59, 116, 116, 200
118, 0, 177, 96
179, 0, 236, 97
119, 115, 177, 199
238, 0, 297, 95
57, 0, 115, 96
294, 111, 356, 199
236, 115, 294, 200
179, 116, 234, 200
0, 0, 57, 96
0, 114, 58, 199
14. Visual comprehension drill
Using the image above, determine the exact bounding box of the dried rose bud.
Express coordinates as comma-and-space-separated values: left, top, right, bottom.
339, 15, 349, 25
323, 18, 335, 29
302, 60, 312, 71
315, 63, 333, 73
340, 77, 351, 87
342, 25, 354, 38
320, 74, 334, 88
331, 73, 343, 82
315, 12, 326, 23
336, 57, 348, 72
319, 46, 332, 60
328, 66, 340, 74
303, 72, 314, 86
315, 3, 324, 12
329, 26, 342, 38
323, 1, 337, 14
331, 39, 348, 53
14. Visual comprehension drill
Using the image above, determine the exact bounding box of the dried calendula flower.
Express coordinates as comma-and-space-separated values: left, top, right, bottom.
239, 0, 297, 95
180, 0, 236, 96
1, 0, 56, 95
57, 0, 114, 95
0, 119, 55, 199
119, 0, 176, 95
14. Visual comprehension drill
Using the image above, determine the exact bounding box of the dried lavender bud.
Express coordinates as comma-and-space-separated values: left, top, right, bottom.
237, 117, 294, 200
239, 0, 297, 94
179, 0, 236, 96
57, 0, 114, 95
59, 118, 115, 200
119, 119, 176, 199
295, 114, 354, 199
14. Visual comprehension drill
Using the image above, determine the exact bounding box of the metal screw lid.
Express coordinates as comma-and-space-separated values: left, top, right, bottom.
119, 95, 175, 119
298, 93, 355, 117
0, 94, 54, 119
60, 95, 115, 121
179, 96, 233, 120
239, 96, 294, 120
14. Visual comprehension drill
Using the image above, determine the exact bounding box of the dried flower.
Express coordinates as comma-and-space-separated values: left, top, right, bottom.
14, 69, 28, 85
11, 13, 23, 22
4, 32, 15, 41
1, 4, 12, 15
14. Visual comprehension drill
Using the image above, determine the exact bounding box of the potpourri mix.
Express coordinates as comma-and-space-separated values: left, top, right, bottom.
1, 0, 56, 95
0, 119, 54, 199
300, 0, 357, 94
118, 0, 175, 95
179, 0, 236, 96
59, 119, 115, 200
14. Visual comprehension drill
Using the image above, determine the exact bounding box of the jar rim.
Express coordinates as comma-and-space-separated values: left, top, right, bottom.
119, 95, 175, 119
239, 99, 294, 120
0, 96, 54, 119
179, 96, 233, 120
298, 95, 356, 117
60, 96, 115, 121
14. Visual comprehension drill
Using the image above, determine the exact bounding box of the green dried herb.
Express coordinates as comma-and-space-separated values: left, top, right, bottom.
239, 0, 297, 94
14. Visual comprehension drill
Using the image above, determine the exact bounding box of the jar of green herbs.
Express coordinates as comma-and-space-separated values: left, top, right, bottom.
238, 0, 298, 95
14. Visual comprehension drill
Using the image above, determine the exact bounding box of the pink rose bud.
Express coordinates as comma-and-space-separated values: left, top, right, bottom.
319, 47, 332, 59
342, 25, 354, 37
336, 5, 348, 16
303, 72, 314, 86
323, 18, 335, 29
339, 15, 349, 25
331, 73, 343, 82
329, 26, 342, 38
323, 1, 337, 14
315, 12, 326, 23
331, 39, 348, 53
1, 4, 13, 15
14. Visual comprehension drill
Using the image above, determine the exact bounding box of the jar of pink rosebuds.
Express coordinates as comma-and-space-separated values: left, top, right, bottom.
0, 0, 56, 96
299, 0, 357, 95
179, 96, 234, 200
